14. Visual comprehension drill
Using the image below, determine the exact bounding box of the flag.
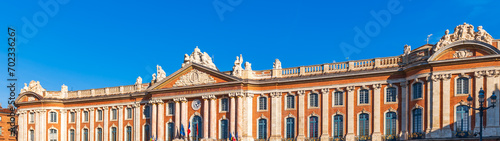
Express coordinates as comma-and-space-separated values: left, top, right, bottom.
180, 124, 185, 137
188, 122, 191, 137
235, 132, 238, 141
229, 132, 232, 140
196, 124, 199, 137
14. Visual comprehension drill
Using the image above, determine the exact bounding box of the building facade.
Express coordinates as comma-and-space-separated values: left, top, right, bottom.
15, 23, 500, 141
0, 106, 16, 141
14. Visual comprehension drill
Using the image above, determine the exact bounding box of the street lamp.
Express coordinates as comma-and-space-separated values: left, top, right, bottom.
467, 88, 497, 141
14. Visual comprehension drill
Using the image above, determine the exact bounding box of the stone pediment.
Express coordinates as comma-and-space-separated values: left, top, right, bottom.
151, 63, 241, 90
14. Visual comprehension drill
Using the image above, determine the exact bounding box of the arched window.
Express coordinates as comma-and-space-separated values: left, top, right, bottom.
333, 115, 343, 138
309, 116, 319, 138
412, 108, 422, 133
220, 119, 229, 139
286, 117, 295, 138
359, 89, 369, 104
192, 115, 203, 139
126, 126, 132, 141
97, 128, 102, 141
412, 82, 423, 99
386, 112, 397, 135
221, 98, 229, 112
310, 93, 319, 107
258, 119, 267, 139
111, 127, 117, 141
144, 105, 151, 118
49, 129, 57, 141
286, 95, 295, 109
456, 105, 469, 131
144, 125, 150, 141
457, 77, 469, 94
359, 114, 369, 136
386, 87, 397, 102
167, 123, 174, 141
334, 91, 343, 106
83, 129, 89, 141
259, 97, 267, 110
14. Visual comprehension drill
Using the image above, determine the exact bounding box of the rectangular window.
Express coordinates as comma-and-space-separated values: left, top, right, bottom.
412, 83, 423, 99
334, 92, 343, 106
127, 108, 132, 119
70, 129, 74, 141
286, 95, 295, 109
221, 98, 228, 112
30, 112, 35, 123
97, 110, 103, 121
30, 130, 35, 141
167, 123, 174, 141
70, 112, 75, 123
334, 115, 343, 138
386, 87, 397, 102
286, 118, 294, 138
359, 90, 369, 104
310, 94, 319, 107
111, 127, 117, 141
112, 109, 117, 120
168, 103, 175, 115
127, 126, 132, 141
49, 129, 57, 141
84, 111, 89, 122
144, 105, 151, 118
220, 120, 228, 139
259, 97, 267, 110
50, 112, 57, 123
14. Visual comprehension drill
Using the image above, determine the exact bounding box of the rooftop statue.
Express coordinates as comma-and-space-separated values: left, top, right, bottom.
434, 23, 494, 51
182, 46, 218, 70
232, 54, 244, 77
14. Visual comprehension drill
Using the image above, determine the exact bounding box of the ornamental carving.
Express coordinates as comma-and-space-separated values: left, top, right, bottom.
173, 69, 216, 87
182, 46, 217, 70
232, 54, 244, 77
434, 23, 493, 51
21, 80, 46, 94
452, 49, 473, 58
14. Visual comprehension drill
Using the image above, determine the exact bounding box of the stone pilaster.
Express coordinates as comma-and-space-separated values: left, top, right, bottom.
484, 70, 500, 136
242, 93, 254, 141
320, 88, 330, 141
181, 97, 188, 138
17, 111, 22, 141
89, 108, 95, 141
104, 107, 109, 141
158, 100, 165, 141
400, 82, 408, 140
209, 95, 217, 140
150, 100, 158, 138
474, 71, 485, 133
34, 110, 39, 141
174, 99, 181, 139
236, 93, 244, 140
76, 109, 81, 141
441, 74, 452, 137
425, 76, 432, 136
297, 90, 306, 141
270, 92, 283, 141
61, 110, 67, 141
430, 74, 441, 137
346, 86, 355, 141
41, 110, 46, 141
118, 106, 124, 141
202, 96, 210, 140
372, 84, 382, 141
229, 93, 236, 134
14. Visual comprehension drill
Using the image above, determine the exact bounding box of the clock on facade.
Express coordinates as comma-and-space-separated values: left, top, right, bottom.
192, 99, 201, 110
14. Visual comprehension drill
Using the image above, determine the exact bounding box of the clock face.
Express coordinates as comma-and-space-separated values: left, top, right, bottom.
192, 99, 201, 110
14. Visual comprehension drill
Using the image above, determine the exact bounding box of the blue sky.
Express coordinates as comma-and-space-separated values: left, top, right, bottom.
1, 0, 499, 107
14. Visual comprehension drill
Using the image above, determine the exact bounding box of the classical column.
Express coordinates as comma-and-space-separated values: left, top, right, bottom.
400, 82, 408, 140
41, 110, 46, 141
202, 96, 210, 140
441, 74, 452, 137
90, 108, 95, 141
174, 99, 181, 139
320, 88, 330, 141
236, 93, 244, 140
134, 104, 141, 141
229, 94, 236, 134
346, 86, 355, 141
75, 109, 82, 141
297, 90, 306, 141
104, 107, 109, 141
181, 97, 188, 138
17, 111, 22, 141
61, 110, 67, 141
484, 70, 500, 136
372, 84, 382, 141
425, 76, 432, 136
151, 100, 158, 138
242, 93, 254, 141
209, 95, 217, 140
430, 74, 441, 137
118, 106, 124, 141
158, 100, 165, 141
34, 110, 39, 141
270, 92, 283, 141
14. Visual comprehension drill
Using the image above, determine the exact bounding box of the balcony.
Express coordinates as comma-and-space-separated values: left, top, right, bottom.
408, 132, 425, 139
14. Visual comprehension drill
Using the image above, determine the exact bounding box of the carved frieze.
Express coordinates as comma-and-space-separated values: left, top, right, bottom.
173, 69, 216, 87
452, 49, 473, 58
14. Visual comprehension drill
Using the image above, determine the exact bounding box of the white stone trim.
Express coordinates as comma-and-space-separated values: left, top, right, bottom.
357, 86, 371, 105
219, 116, 229, 139
410, 79, 425, 101
125, 107, 133, 120
166, 101, 175, 116
454, 73, 472, 96
96, 109, 103, 122
82, 110, 89, 123
356, 110, 371, 136
307, 91, 320, 109
95, 126, 103, 141
332, 89, 345, 107
142, 104, 151, 119
306, 113, 320, 138
82, 126, 89, 141
257, 94, 269, 111
142, 123, 150, 141
110, 107, 118, 121
453, 101, 472, 131
109, 125, 118, 141
332, 111, 345, 137
383, 108, 398, 135
285, 92, 296, 110
384, 84, 399, 104
68, 127, 75, 141
48, 109, 58, 123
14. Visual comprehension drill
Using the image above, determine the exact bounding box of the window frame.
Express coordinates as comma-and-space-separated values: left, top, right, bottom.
384, 111, 398, 136
48, 111, 58, 123
308, 93, 319, 108
285, 94, 296, 110
384, 86, 398, 104
308, 115, 319, 138
167, 102, 175, 116
411, 108, 423, 133
143, 105, 151, 119
110, 126, 117, 141
69, 112, 75, 123
30, 112, 35, 123
126, 107, 133, 120
68, 129, 75, 141
219, 97, 229, 113
82, 128, 89, 141
455, 75, 471, 96
411, 81, 424, 100
111, 108, 118, 121
219, 119, 229, 139
257, 118, 268, 139
358, 113, 370, 136
96, 127, 103, 141
332, 114, 344, 138
83, 111, 89, 123
358, 88, 370, 105
258, 96, 268, 111
49, 128, 58, 141
455, 104, 470, 132
285, 117, 295, 139
96, 109, 103, 122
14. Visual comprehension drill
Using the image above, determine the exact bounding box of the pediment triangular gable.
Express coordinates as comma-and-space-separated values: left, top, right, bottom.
151, 63, 240, 90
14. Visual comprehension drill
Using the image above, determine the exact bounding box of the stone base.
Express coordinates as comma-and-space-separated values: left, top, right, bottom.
296, 135, 306, 141
270, 136, 281, 141
345, 133, 355, 141
320, 134, 330, 141
440, 128, 452, 138
399, 131, 408, 140
427, 128, 441, 138
241, 137, 254, 141
371, 132, 382, 141
483, 126, 500, 137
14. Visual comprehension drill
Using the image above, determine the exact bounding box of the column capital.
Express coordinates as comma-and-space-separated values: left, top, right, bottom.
321, 88, 329, 94
244, 93, 254, 98
270, 92, 282, 98
228, 93, 237, 98
347, 86, 355, 92
372, 84, 381, 90
400, 82, 408, 88
431, 74, 442, 82
117, 106, 123, 109
202, 95, 211, 99
297, 90, 306, 96
486, 69, 500, 77
59, 109, 67, 114
442, 73, 452, 80
236, 92, 245, 98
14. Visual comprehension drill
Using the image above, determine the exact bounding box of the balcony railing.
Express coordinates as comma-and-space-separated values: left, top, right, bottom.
355, 135, 371, 141
408, 132, 425, 139
381, 134, 397, 141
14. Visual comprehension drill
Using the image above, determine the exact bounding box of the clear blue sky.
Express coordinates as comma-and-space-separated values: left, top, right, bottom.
1, 0, 499, 107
